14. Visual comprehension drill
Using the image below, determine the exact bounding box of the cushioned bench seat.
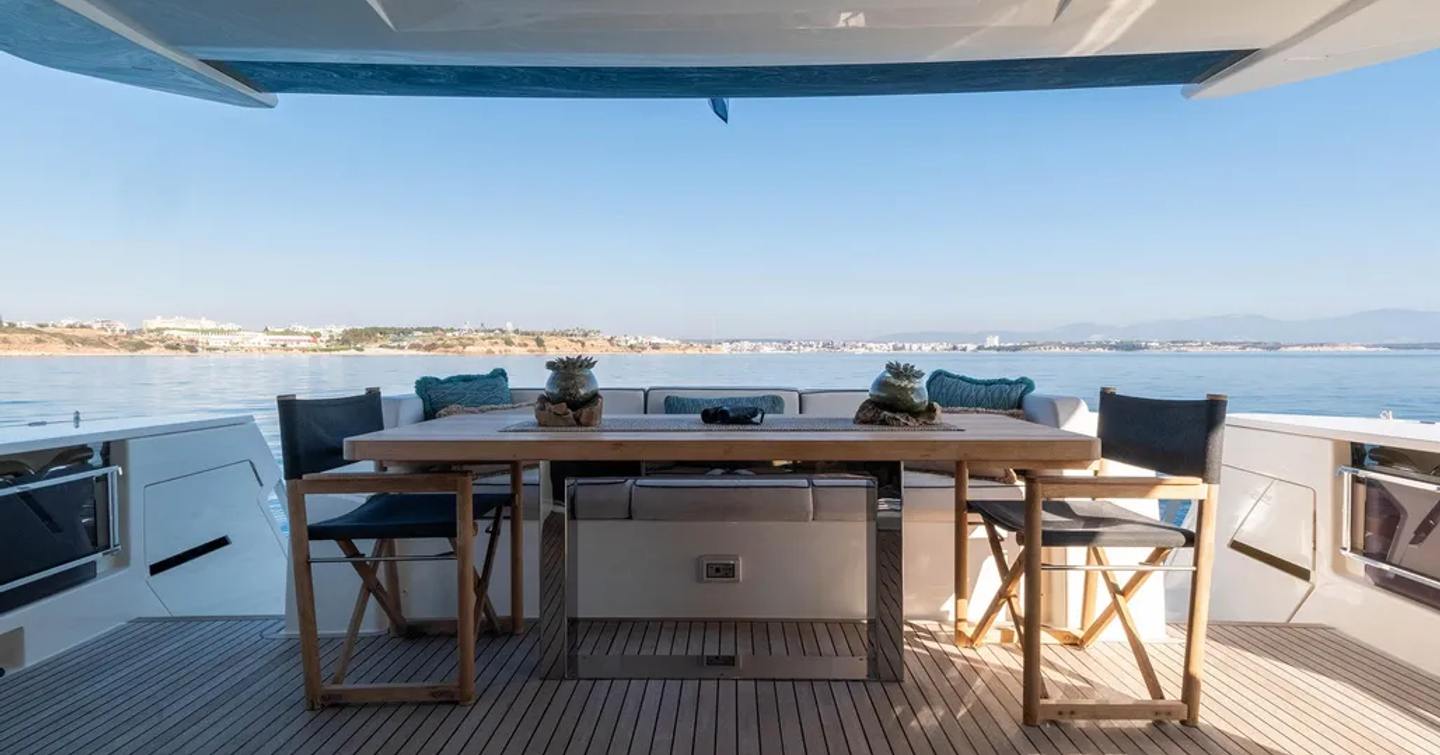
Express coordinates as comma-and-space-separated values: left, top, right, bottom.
808, 476, 873, 521
810, 471, 1024, 522
630, 477, 812, 521
902, 470, 1024, 522
475, 466, 1023, 523
563, 478, 635, 520
472, 467, 633, 520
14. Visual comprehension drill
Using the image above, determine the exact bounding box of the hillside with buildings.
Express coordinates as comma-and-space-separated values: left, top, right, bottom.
0, 316, 717, 356
2, 314, 1431, 357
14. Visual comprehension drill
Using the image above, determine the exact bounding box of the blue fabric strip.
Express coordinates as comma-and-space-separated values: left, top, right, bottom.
212, 51, 1252, 98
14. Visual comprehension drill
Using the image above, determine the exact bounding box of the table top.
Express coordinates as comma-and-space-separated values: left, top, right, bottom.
345, 413, 1100, 467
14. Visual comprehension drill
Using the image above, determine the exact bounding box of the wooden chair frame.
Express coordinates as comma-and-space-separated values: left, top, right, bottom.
286, 463, 522, 709
956, 466, 1218, 727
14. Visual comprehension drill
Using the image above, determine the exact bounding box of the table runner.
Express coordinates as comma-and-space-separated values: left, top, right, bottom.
500, 415, 963, 432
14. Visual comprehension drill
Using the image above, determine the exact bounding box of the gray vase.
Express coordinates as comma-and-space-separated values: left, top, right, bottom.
868, 362, 929, 413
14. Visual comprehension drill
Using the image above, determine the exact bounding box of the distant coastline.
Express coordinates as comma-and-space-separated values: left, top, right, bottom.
2, 325, 1433, 357
0, 326, 719, 357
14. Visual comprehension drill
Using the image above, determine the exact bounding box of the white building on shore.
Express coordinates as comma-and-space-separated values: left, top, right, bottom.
46, 318, 131, 333
141, 315, 243, 332
163, 330, 318, 350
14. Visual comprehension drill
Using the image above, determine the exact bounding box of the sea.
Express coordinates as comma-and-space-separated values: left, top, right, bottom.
4, 351, 1437, 527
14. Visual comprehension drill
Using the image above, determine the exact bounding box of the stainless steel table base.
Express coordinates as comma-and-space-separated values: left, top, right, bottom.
539, 460, 904, 682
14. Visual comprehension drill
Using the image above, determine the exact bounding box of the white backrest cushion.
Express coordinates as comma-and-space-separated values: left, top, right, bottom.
1022, 393, 1097, 477
413, 387, 645, 417
397, 386, 1086, 428
799, 390, 868, 416
509, 388, 544, 404
597, 389, 647, 415
1022, 393, 1093, 433
511, 388, 645, 415
645, 387, 801, 414
381, 394, 425, 428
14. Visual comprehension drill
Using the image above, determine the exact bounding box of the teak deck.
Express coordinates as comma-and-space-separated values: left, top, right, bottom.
3, 617, 1438, 754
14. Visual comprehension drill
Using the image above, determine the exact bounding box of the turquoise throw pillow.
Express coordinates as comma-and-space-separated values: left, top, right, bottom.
663, 394, 786, 415
415, 369, 511, 419
926, 371, 1035, 411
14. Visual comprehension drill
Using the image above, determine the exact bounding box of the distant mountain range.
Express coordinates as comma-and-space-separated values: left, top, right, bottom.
880, 309, 1440, 345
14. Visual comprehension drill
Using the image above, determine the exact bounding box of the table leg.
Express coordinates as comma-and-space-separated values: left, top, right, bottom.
286, 483, 323, 710
538, 461, 569, 679
1022, 473, 1044, 725
455, 478, 476, 703
954, 460, 970, 646
864, 461, 905, 683
510, 461, 525, 634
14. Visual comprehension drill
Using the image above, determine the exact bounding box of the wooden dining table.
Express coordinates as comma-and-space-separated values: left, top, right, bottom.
345, 411, 1099, 686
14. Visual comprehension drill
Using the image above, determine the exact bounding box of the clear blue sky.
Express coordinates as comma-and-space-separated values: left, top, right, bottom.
1, 51, 1437, 339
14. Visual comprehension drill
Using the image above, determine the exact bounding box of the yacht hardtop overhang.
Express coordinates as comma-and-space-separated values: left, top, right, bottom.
3, 0, 1439, 108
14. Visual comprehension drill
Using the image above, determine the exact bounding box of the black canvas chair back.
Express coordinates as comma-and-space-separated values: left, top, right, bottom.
277, 389, 517, 708
962, 386, 1231, 725
1097, 388, 1228, 483
277, 388, 384, 480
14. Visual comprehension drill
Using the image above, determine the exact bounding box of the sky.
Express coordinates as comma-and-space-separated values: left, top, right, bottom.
0, 50, 1437, 340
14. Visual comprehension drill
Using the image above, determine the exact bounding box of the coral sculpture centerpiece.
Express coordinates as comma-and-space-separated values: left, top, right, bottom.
869, 361, 929, 413
856, 361, 941, 426
536, 355, 603, 427
544, 355, 600, 407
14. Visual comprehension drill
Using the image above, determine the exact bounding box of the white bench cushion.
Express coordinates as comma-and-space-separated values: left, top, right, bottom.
799, 390, 868, 417
1022, 393, 1093, 433
631, 477, 812, 521
385, 389, 647, 427
811, 471, 1024, 522
473, 468, 632, 520
511, 388, 646, 415
564, 478, 633, 520
905, 470, 1024, 522
810, 476, 874, 521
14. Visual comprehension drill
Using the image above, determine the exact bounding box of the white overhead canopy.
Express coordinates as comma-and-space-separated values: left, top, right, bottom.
1, 0, 1437, 107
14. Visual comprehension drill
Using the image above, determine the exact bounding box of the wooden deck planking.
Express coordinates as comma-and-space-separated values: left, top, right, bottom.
1, 619, 1438, 755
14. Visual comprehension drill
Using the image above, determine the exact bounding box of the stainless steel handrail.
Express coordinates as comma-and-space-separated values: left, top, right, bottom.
1041, 564, 1195, 572
1338, 465, 1440, 592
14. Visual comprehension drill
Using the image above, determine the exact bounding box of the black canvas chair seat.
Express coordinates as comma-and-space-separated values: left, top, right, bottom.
307, 492, 510, 541
970, 498, 1196, 548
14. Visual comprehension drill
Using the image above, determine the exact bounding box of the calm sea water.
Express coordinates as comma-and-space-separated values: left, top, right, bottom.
6, 352, 1435, 529
4, 352, 1438, 454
